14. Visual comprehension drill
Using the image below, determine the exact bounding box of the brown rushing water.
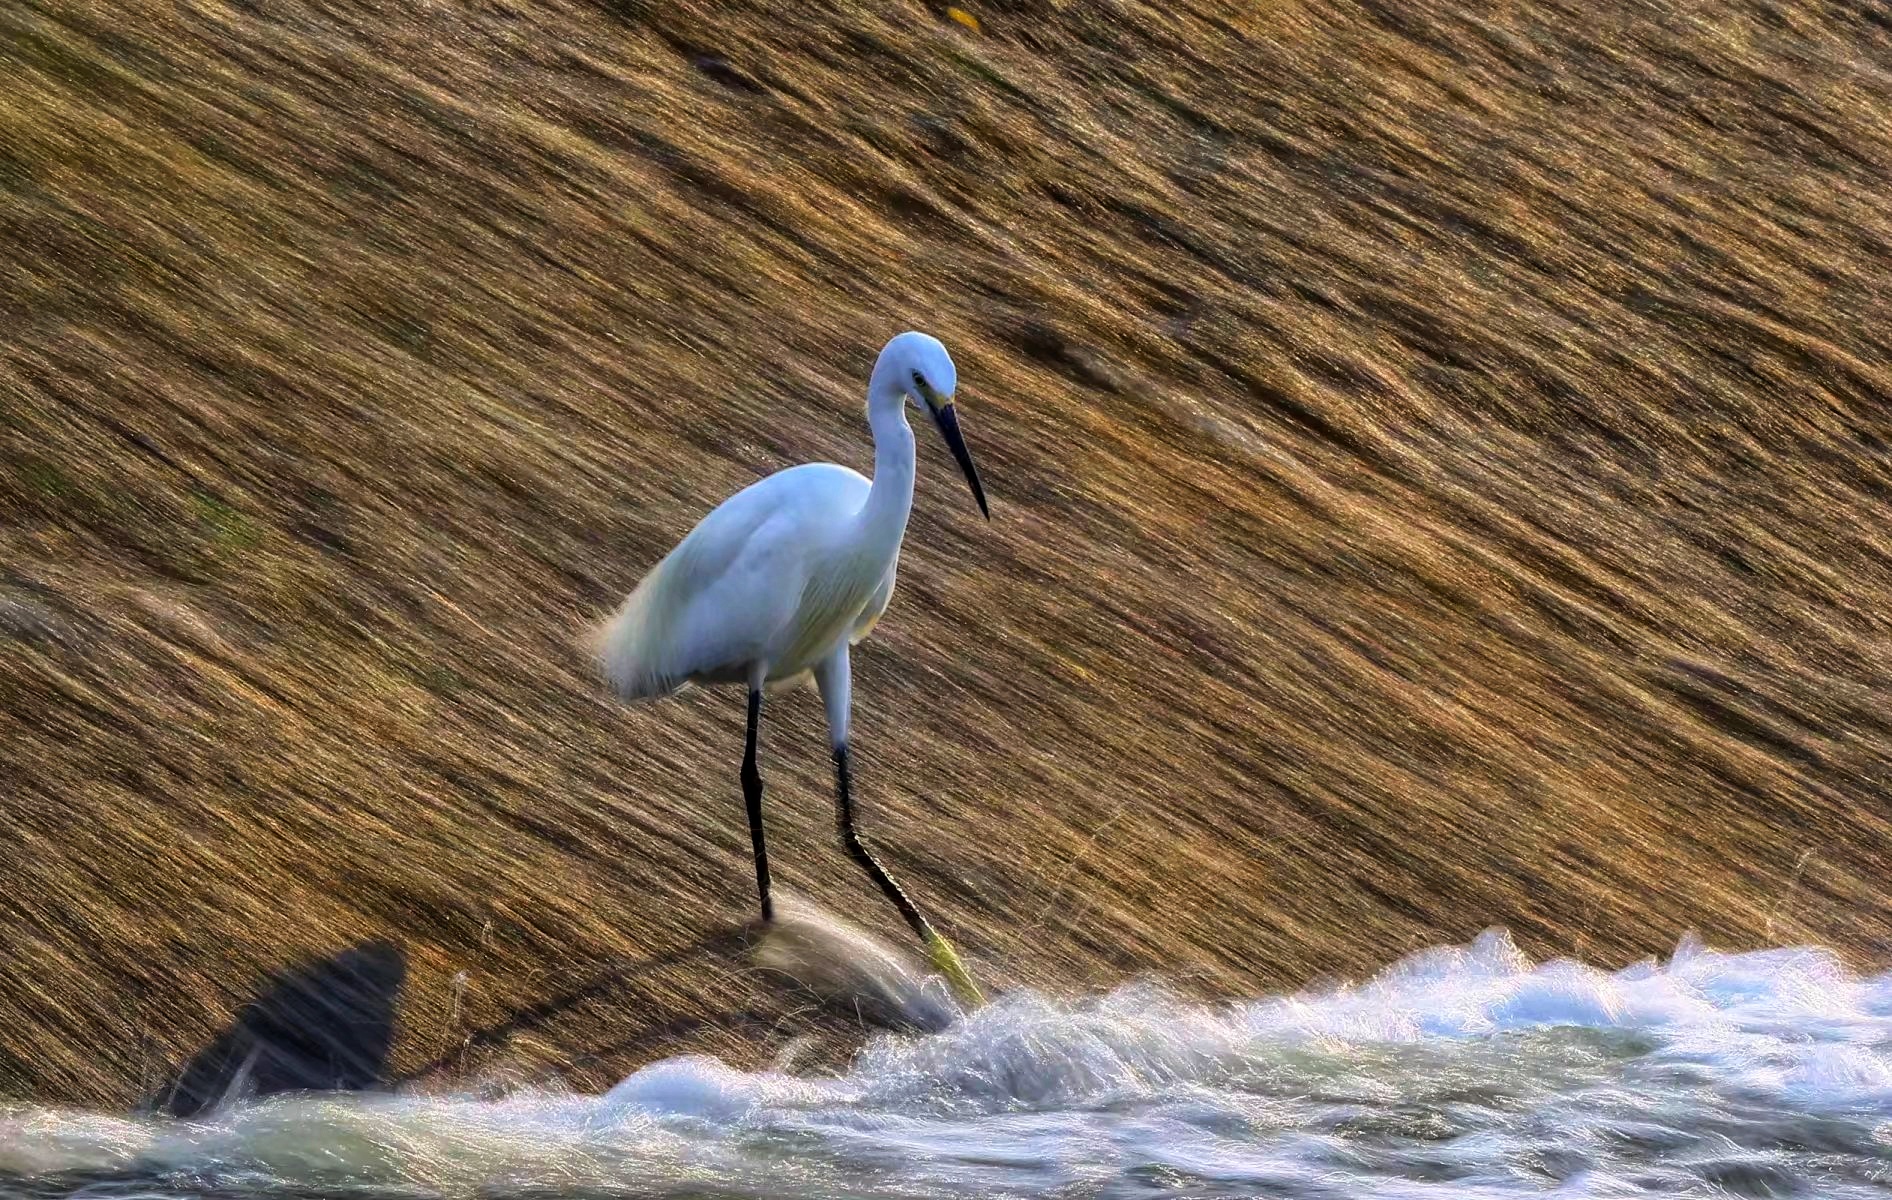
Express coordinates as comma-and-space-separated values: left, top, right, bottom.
2, 0, 1892, 1112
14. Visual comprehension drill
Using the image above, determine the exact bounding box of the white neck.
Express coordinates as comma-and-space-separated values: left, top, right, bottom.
859, 366, 917, 553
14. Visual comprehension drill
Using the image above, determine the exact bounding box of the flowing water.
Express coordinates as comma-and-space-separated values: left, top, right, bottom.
3, 930, 1889, 1198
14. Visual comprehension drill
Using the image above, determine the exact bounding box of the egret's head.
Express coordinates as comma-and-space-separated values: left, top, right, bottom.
877, 331, 989, 520
884, 330, 959, 406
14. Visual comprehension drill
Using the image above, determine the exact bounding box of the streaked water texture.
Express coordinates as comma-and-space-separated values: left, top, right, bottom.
5, 930, 1890, 1198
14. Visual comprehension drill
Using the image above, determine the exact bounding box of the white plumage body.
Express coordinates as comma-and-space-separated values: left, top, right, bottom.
596, 462, 897, 700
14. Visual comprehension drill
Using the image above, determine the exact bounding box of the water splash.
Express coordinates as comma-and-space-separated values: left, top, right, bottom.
746, 894, 961, 1034
5, 929, 1890, 1198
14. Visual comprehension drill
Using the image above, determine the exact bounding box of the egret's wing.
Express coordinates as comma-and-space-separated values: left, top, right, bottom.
595, 464, 871, 699
594, 483, 779, 698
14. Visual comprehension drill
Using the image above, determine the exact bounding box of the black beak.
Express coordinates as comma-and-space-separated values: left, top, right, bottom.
931, 401, 989, 520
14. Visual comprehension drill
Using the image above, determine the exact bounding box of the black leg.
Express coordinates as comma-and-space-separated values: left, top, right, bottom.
743, 688, 772, 922
833, 743, 930, 942
831, 741, 985, 1006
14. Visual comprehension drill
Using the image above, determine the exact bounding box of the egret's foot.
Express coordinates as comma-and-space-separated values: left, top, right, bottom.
924, 929, 985, 1008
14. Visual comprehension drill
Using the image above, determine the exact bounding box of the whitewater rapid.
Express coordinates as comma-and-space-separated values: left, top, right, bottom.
4, 929, 1890, 1198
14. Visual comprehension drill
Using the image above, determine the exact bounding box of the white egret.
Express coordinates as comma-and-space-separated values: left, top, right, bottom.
592, 331, 990, 1006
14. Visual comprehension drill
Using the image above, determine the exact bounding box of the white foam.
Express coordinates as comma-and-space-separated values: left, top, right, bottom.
3, 930, 1888, 1198
600, 1054, 848, 1118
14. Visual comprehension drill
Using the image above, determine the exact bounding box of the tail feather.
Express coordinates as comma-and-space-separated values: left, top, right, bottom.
588, 568, 680, 701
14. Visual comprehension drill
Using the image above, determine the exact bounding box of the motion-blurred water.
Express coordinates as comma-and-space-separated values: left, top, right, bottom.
4, 930, 1889, 1198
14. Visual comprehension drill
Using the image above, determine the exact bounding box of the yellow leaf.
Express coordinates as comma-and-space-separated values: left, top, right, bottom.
946, 7, 982, 33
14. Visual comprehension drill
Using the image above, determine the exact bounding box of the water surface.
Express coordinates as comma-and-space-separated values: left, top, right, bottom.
5, 930, 1889, 1198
